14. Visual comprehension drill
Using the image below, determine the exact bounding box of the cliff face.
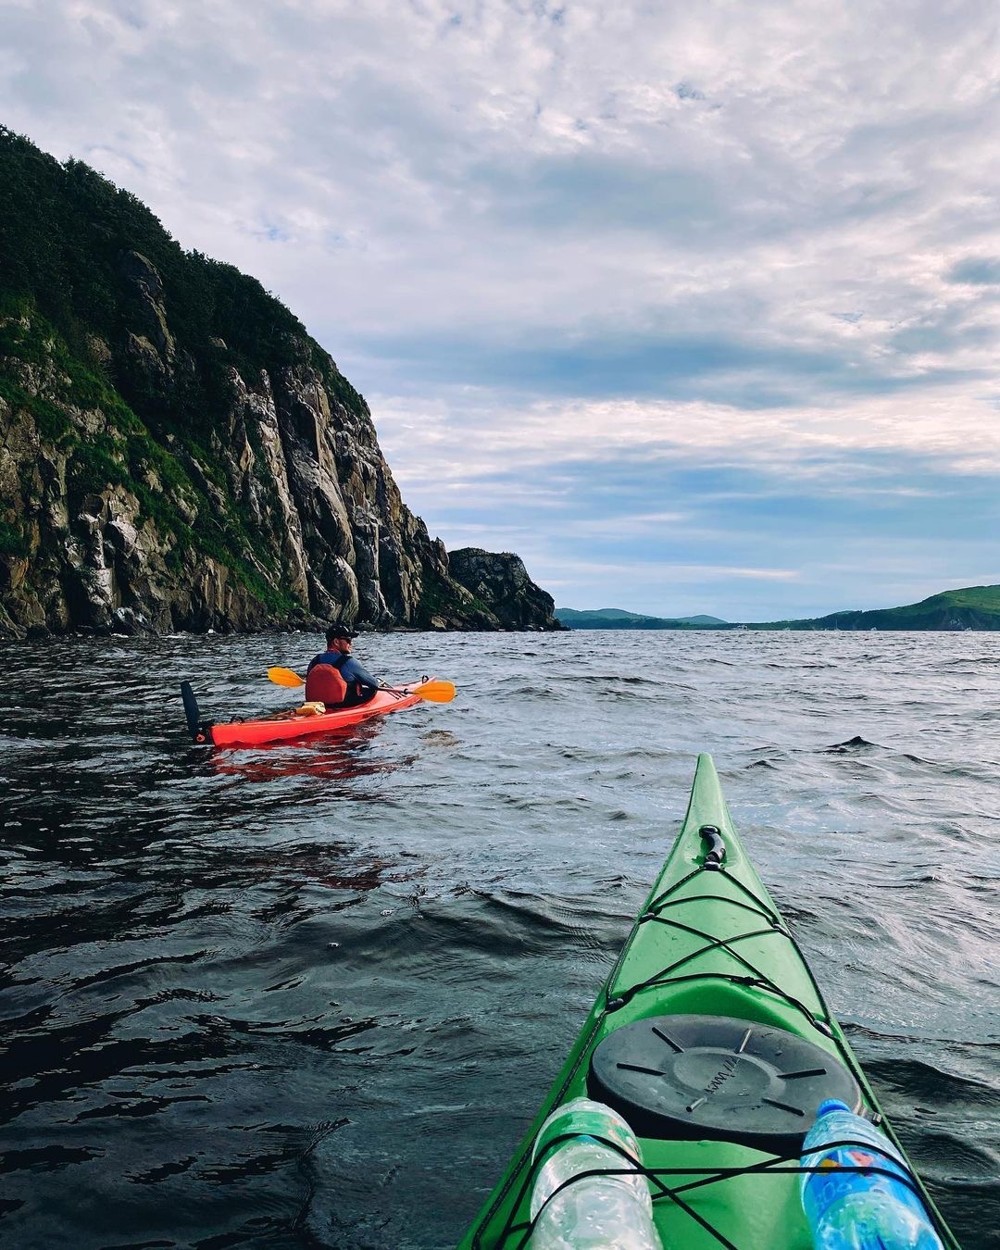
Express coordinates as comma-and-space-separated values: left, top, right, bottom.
0, 127, 552, 638
448, 548, 561, 630
0, 299, 490, 636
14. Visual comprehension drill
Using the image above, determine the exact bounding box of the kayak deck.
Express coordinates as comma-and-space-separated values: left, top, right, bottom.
207, 686, 424, 748
461, 753, 958, 1250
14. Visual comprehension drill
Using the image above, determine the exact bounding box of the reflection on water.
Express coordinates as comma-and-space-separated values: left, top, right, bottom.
0, 629, 998, 1249
207, 719, 417, 787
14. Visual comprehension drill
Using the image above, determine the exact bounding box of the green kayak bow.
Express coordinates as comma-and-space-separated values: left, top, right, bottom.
461, 753, 958, 1250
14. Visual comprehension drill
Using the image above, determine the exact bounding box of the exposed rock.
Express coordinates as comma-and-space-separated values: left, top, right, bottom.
448, 548, 562, 630
120, 250, 177, 364
0, 127, 557, 639
0, 285, 555, 640
0, 309, 509, 637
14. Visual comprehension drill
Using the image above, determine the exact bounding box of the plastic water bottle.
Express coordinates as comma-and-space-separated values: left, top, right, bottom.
528, 1096, 663, 1249
800, 1099, 945, 1250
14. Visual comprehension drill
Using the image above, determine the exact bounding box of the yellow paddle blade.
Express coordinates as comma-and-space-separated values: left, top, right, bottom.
267, 666, 305, 688
413, 679, 456, 703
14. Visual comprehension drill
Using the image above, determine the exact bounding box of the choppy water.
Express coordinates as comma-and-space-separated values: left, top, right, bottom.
1, 629, 998, 1250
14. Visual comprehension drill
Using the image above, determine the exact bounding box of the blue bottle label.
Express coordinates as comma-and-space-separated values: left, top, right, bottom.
805, 1144, 924, 1219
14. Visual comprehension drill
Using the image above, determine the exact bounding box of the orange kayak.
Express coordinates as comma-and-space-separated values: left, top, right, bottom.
181, 682, 424, 748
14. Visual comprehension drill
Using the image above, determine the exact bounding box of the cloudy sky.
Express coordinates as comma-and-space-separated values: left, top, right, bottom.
3, 0, 1000, 620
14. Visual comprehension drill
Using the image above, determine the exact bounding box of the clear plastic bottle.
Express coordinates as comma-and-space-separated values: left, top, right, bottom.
528, 1096, 664, 1250
800, 1099, 945, 1250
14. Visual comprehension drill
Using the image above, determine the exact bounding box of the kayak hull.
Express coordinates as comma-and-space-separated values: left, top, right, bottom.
461, 753, 957, 1250
207, 686, 423, 748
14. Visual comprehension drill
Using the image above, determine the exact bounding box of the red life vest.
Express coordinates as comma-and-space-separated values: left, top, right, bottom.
304, 663, 348, 707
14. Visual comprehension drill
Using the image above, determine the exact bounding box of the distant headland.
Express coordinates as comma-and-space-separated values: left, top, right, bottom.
556, 584, 1000, 632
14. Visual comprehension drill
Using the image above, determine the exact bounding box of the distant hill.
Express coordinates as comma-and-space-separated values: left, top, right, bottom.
556, 607, 728, 629
753, 584, 1000, 632
556, 585, 1000, 632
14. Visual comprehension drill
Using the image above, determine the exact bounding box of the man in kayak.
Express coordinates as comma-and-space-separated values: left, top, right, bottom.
305, 621, 381, 708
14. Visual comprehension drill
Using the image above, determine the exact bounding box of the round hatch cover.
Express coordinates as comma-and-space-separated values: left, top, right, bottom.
589, 1014, 860, 1151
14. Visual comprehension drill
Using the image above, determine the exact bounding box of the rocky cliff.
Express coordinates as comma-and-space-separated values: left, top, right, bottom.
448, 548, 561, 630
0, 127, 557, 638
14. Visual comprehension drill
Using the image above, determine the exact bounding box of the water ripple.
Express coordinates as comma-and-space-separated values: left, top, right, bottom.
0, 629, 998, 1247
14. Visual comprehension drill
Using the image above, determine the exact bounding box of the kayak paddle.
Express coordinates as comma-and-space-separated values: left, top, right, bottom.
404, 679, 456, 703
266, 667, 456, 703
180, 681, 214, 744
267, 666, 305, 687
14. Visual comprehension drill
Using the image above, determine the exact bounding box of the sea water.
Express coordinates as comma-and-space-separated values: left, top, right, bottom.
0, 629, 997, 1248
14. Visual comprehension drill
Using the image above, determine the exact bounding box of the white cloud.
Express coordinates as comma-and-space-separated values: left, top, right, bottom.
527, 556, 801, 589
3, 0, 1000, 615
371, 384, 1000, 486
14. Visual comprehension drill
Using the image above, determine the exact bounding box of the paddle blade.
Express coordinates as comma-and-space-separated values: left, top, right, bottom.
413, 679, 456, 703
181, 681, 201, 739
180, 681, 213, 744
268, 666, 305, 687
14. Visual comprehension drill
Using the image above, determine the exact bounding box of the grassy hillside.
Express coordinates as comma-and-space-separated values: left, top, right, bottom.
758, 585, 1000, 631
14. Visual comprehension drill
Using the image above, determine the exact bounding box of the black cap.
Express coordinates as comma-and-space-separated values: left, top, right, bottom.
326, 620, 357, 642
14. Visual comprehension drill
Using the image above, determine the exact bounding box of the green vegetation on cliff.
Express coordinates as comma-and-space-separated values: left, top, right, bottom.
0, 125, 367, 631
0, 128, 350, 400
0, 288, 300, 620
0, 126, 558, 637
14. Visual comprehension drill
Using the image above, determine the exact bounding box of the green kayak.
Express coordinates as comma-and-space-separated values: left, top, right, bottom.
461, 753, 958, 1250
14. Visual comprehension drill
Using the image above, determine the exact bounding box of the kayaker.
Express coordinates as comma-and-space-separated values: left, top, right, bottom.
305, 621, 381, 708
